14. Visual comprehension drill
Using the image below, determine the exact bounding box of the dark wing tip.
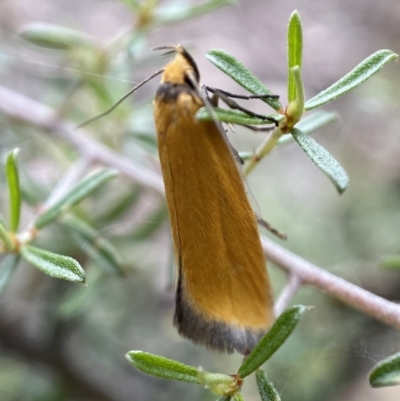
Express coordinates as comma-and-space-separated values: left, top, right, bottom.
174, 291, 266, 354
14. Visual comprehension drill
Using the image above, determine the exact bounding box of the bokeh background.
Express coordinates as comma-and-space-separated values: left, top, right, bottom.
1, 0, 400, 400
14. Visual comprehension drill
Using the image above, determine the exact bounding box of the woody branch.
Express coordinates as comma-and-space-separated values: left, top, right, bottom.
1, 84, 400, 331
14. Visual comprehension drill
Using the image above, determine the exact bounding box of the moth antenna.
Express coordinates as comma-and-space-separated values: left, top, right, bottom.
76, 68, 164, 129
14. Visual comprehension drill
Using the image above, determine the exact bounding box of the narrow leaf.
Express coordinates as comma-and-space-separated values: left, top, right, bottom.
97, 186, 142, 222
155, 0, 234, 25
291, 128, 349, 194
233, 394, 245, 401
126, 351, 200, 383
19, 22, 94, 50
196, 107, 282, 126
381, 255, 400, 270
287, 11, 303, 102
119, 0, 141, 11
277, 111, 338, 146
238, 305, 308, 378
370, 352, 400, 387
62, 214, 123, 275
305, 50, 398, 111
207, 49, 282, 111
256, 369, 281, 401
0, 254, 20, 294
35, 169, 117, 229
216, 397, 231, 401
130, 205, 168, 240
6, 148, 21, 232
21, 245, 86, 283
0, 223, 14, 251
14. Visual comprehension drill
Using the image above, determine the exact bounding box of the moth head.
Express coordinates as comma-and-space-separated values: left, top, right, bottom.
155, 44, 200, 89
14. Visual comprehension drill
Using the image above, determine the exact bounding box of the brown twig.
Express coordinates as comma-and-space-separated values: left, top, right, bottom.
262, 237, 400, 330
0, 85, 164, 195
1, 84, 400, 331
274, 273, 302, 317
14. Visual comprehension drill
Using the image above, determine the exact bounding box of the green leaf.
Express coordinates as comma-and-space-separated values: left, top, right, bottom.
196, 107, 282, 126
294, 111, 337, 136
256, 369, 281, 401
155, 0, 235, 25
19, 22, 95, 50
287, 11, 303, 102
291, 128, 349, 194
0, 254, 20, 294
370, 352, 400, 387
305, 50, 398, 111
233, 394, 245, 401
0, 222, 14, 251
62, 214, 123, 275
131, 205, 168, 240
238, 305, 309, 378
206, 49, 282, 111
5, 148, 21, 232
216, 397, 232, 401
126, 351, 200, 383
381, 255, 400, 270
277, 111, 338, 146
35, 168, 118, 229
119, 0, 141, 10
97, 186, 142, 223
21, 245, 86, 283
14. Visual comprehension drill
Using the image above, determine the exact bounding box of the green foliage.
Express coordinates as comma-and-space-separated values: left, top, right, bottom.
5, 148, 21, 232
0, 2, 398, 401
62, 214, 123, 275
0, 150, 119, 286
205, 12, 397, 194
287, 11, 303, 103
126, 351, 201, 383
381, 255, 400, 270
34, 168, 118, 229
256, 369, 281, 401
127, 305, 308, 398
0, 254, 19, 294
238, 305, 309, 378
369, 352, 400, 387
291, 128, 349, 194
305, 50, 398, 111
206, 49, 282, 110
21, 245, 86, 283
19, 22, 95, 50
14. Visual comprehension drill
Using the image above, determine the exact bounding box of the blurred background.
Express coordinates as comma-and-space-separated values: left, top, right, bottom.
0, 0, 400, 400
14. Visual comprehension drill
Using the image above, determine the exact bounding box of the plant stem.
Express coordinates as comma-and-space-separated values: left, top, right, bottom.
243, 127, 283, 175
262, 237, 400, 330
0, 85, 164, 195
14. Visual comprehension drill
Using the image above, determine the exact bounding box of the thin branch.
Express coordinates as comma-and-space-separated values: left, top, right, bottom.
274, 273, 302, 316
45, 157, 92, 208
262, 237, 400, 330
0, 85, 164, 195
1, 85, 400, 332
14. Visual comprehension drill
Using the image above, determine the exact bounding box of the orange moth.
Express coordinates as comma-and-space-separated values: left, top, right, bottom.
153, 45, 274, 353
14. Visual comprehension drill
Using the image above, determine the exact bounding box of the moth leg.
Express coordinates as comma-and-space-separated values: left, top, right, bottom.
206, 88, 278, 125
206, 86, 279, 100
199, 85, 244, 165
241, 124, 275, 133
257, 216, 287, 240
